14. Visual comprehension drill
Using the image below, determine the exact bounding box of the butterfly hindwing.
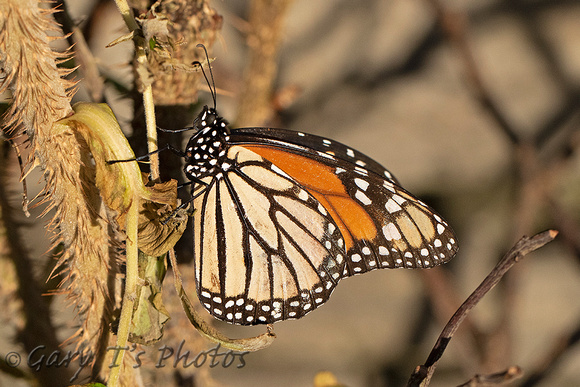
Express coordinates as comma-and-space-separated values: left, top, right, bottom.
193, 145, 346, 325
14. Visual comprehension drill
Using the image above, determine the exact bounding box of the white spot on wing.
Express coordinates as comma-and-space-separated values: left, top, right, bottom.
393, 194, 406, 205
385, 198, 402, 213
383, 223, 401, 241
328, 223, 336, 234
354, 178, 369, 191
354, 166, 368, 175
355, 190, 372, 205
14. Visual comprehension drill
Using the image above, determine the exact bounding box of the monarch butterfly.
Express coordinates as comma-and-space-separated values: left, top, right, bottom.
150, 49, 457, 326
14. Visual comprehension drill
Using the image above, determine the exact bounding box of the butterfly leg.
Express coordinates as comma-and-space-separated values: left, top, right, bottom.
157, 125, 194, 133
107, 143, 186, 164
160, 180, 209, 224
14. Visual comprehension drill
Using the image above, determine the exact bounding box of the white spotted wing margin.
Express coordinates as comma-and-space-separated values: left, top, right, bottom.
338, 170, 458, 275
193, 145, 346, 325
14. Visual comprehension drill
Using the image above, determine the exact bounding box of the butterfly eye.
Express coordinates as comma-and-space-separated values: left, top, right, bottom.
205, 113, 217, 124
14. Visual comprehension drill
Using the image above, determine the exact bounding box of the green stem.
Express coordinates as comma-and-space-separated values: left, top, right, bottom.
107, 202, 139, 387
108, 3, 159, 385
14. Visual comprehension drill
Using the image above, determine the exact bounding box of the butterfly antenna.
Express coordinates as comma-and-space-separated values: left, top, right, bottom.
194, 44, 217, 110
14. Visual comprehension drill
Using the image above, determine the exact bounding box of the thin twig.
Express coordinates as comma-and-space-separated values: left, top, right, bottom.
108, 2, 159, 384
107, 201, 139, 387
407, 230, 558, 387
143, 85, 159, 180
168, 249, 276, 352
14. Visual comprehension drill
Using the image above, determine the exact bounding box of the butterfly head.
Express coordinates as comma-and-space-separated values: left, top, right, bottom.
183, 106, 231, 180
193, 105, 229, 135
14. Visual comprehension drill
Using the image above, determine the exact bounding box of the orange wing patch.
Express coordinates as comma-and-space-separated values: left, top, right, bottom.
242, 145, 377, 251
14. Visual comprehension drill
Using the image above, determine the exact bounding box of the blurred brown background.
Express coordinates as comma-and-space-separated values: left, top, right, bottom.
2, 0, 580, 386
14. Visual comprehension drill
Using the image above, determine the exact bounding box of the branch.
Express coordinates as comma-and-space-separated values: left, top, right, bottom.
113, 0, 159, 180
407, 230, 558, 387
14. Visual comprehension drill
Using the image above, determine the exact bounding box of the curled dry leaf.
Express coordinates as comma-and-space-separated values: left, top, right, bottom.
57, 102, 187, 255
138, 177, 189, 256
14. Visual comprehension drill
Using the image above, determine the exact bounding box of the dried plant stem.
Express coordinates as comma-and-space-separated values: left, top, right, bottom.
114, 0, 140, 31
113, 0, 160, 180
143, 85, 160, 180
407, 230, 558, 387
107, 2, 160, 382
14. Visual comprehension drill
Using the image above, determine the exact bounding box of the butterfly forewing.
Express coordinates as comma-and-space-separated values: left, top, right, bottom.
229, 132, 458, 275
232, 127, 400, 184
335, 170, 457, 274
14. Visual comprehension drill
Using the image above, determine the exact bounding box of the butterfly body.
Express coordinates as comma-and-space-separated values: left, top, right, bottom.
183, 105, 458, 325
